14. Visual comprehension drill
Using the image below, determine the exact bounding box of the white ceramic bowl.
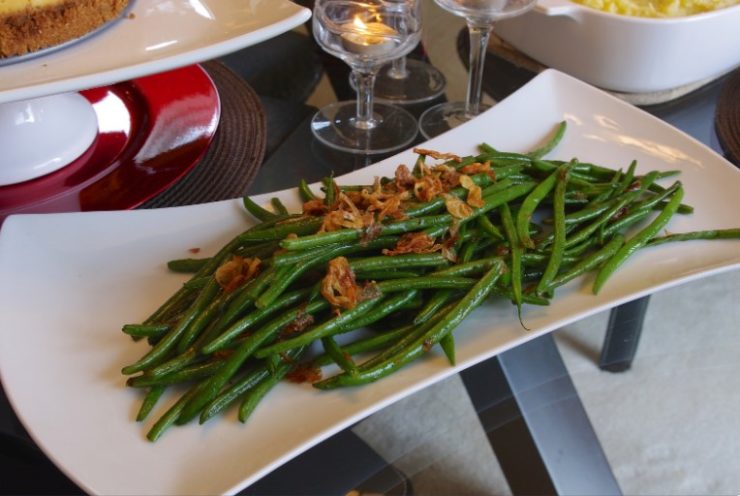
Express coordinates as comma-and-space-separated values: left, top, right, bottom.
495, 0, 740, 93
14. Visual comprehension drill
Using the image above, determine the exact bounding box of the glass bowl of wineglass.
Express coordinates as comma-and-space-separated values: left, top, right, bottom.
312, 0, 422, 154
418, 0, 538, 139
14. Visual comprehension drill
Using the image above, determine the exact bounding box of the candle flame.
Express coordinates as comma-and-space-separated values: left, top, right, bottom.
352, 15, 369, 31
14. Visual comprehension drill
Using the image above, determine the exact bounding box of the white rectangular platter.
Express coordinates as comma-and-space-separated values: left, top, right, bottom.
0, 0, 311, 103
1, 69, 739, 495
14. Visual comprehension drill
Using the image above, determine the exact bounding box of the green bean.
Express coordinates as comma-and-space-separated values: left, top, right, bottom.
439, 334, 456, 365
350, 253, 449, 272
480, 178, 514, 197
270, 197, 289, 216
516, 167, 560, 248
590, 169, 623, 204
323, 176, 338, 206
238, 351, 305, 423
646, 228, 740, 247
315, 262, 504, 389
122, 278, 220, 375
549, 234, 624, 289
491, 286, 550, 306
374, 276, 476, 293
199, 366, 271, 424
647, 183, 693, 214
344, 290, 418, 330
136, 385, 166, 422
122, 324, 168, 338
146, 381, 208, 442
563, 189, 640, 248
238, 217, 323, 242
413, 289, 456, 324
202, 288, 312, 354
280, 215, 452, 251
499, 203, 524, 323
242, 196, 277, 221
126, 360, 224, 388
175, 288, 229, 353
183, 276, 210, 290
527, 121, 567, 159
254, 296, 383, 357
167, 258, 209, 273
312, 325, 416, 367
629, 181, 681, 213
593, 186, 684, 294
601, 208, 652, 239
432, 257, 501, 277
354, 270, 422, 280
537, 162, 571, 294
357, 304, 456, 371
321, 336, 358, 374
298, 179, 317, 201
459, 241, 477, 264
176, 300, 329, 424
142, 232, 244, 326
613, 160, 637, 197
477, 215, 504, 240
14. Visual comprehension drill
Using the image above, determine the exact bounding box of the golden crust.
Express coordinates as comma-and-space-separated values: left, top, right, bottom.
0, 0, 129, 58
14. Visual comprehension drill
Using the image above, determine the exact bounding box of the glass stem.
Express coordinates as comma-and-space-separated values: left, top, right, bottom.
465, 21, 493, 118
388, 56, 409, 80
353, 68, 378, 130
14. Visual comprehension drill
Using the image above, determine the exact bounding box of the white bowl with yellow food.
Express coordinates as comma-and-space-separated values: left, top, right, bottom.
495, 0, 740, 93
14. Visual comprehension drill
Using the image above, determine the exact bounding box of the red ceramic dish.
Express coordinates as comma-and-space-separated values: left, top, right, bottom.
0, 64, 220, 222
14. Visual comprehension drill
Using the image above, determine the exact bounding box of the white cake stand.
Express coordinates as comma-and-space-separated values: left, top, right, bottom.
0, 0, 311, 187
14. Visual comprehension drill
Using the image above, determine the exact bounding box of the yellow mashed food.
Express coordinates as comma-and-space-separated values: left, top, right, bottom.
572, 0, 739, 16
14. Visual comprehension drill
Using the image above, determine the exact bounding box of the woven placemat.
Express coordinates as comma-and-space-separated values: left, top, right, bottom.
140, 60, 267, 208
715, 68, 740, 167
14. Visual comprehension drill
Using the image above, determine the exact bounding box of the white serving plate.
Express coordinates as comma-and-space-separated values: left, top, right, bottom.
0, 0, 311, 104
496, 0, 740, 93
1, 69, 739, 495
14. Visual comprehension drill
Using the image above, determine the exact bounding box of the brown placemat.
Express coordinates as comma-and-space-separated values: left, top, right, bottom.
486, 34, 719, 106
140, 60, 267, 208
715, 68, 740, 167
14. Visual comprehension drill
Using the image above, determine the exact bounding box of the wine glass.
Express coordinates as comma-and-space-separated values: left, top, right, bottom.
352, 52, 447, 105
312, 0, 422, 154
418, 0, 537, 139
373, 54, 446, 104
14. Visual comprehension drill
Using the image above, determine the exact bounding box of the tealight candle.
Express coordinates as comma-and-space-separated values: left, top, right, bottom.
340, 16, 398, 56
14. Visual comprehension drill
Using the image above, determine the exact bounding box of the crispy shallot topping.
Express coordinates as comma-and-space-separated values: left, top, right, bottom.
302, 199, 328, 216
436, 166, 461, 190
321, 257, 361, 310
394, 164, 416, 190
285, 363, 323, 383
443, 193, 474, 219
414, 173, 445, 202
361, 187, 409, 222
459, 161, 495, 180
319, 193, 374, 232
459, 175, 484, 208
382, 232, 442, 256
215, 256, 261, 293
413, 148, 462, 163
281, 307, 315, 337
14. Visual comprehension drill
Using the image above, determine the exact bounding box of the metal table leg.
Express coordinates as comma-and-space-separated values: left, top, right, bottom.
599, 296, 651, 373
461, 333, 621, 495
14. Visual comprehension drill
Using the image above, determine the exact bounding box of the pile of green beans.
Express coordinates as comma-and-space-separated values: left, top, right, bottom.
121, 122, 740, 441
